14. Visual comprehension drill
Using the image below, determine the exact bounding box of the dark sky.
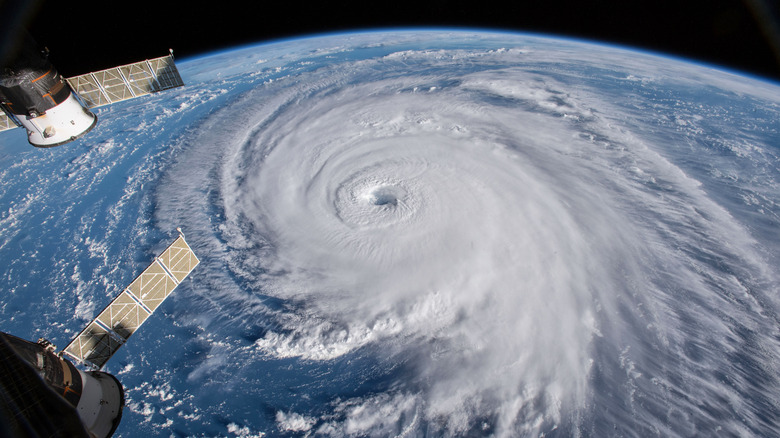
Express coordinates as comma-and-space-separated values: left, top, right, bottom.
4, 0, 780, 82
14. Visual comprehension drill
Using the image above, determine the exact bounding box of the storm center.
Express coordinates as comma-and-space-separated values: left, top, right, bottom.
370, 186, 400, 206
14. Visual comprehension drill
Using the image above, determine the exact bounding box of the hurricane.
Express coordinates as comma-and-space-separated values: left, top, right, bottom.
1, 31, 779, 436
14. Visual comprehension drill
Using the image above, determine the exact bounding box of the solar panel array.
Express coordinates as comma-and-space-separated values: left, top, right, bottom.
0, 112, 14, 132
63, 234, 199, 369
0, 53, 184, 133
66, 54, 184, 108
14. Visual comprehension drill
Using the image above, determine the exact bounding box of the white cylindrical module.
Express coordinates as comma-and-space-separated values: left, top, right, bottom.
74, 369, 125, 438
0, 332, 125, 437
17, 92, 97, 147
0, 35, 98, 147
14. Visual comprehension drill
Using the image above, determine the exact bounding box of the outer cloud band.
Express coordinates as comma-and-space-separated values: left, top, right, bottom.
155, 40, 780, 436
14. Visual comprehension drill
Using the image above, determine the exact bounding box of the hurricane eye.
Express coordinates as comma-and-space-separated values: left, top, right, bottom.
369, 187, 400, 206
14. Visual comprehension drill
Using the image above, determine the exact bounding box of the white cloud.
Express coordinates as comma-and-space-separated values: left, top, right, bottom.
276, 411, 316, 432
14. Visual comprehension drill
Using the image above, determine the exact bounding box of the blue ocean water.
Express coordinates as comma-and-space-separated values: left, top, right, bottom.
0, 30, 779, 437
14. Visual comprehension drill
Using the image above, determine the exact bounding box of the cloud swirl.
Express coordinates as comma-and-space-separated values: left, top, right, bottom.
154, 35, 780, 436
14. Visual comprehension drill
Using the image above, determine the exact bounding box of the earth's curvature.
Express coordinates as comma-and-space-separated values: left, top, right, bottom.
0, 30, 779, 437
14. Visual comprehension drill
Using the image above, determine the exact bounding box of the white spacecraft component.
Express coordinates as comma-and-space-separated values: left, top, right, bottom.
63, 231, 199, 369
0, 231, 198, 438
0, 45, 184, 147
0, 332, 124, 438
0, 48, 96, 147
18, 91, 97, 147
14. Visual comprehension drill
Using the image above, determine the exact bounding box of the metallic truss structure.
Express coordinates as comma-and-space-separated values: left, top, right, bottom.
63, 233, 199, 369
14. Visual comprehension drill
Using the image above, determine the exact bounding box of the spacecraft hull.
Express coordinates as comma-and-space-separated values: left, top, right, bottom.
0, 332, 124, 437
16, 92, 97, 147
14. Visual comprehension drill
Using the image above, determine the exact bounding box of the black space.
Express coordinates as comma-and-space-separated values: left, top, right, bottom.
3, 0, 780, 82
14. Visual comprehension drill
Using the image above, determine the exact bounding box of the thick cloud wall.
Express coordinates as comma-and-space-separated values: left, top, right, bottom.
153, 37, 780, 437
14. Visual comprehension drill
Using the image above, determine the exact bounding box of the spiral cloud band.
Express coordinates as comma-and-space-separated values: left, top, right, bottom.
150, 34, 780, 436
